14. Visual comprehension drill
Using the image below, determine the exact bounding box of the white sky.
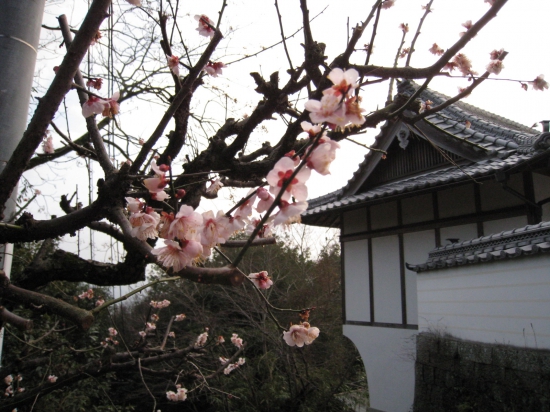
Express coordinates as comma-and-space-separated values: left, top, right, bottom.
28, 0, 550, 260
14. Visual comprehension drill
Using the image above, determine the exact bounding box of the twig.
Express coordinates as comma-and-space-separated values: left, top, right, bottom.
138, 358, 157, 412
274, 0, 294, 71
405, 0, 435, 67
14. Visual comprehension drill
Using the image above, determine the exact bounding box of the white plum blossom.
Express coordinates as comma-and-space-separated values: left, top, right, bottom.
4, 375, 13, 385
174, 314, 186, 321
429, 43, 444, 56
266, 157, 310, 202
327, 68, 359, 97
283, 322, 320, 347
47, 375, 57, 383
304, 92, 346, 126
102, 91, 120, 118
248, 271, 273, 290
201, 210, 231, 255
42, 135, 54, 154
300, 121, 323, 137
108, 327, 118, 337
125, 0, 141, 5
255, 187, 275, 214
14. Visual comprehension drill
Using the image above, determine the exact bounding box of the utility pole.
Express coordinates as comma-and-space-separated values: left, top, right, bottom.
0, 0, 45, 363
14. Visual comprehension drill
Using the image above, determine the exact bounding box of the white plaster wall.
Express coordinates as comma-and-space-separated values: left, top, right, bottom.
483, 216, 528, 236
417, 254, 550, 348
403, 230, 436, 325
344, 239, 371, 322
344, 324, 416, 412
372, 235, 402, 324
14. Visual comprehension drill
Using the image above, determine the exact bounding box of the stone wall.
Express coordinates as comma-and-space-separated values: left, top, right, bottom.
414, 333, 550, 412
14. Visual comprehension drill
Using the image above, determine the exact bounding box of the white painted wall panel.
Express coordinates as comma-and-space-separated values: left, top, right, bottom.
440, 223, 478, 246
372, 235, 402, 324
344, 325, 416, 412
343, 240, 370, 322
342, 208, 367, 235
417, 254, 550, 348
483, 216, 528, 236
403, 230, 436, 325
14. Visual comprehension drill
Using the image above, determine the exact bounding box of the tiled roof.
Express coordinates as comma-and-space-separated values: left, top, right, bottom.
303, 153, 531, 218
406, 221, 550, 273
303, 80, 546, 225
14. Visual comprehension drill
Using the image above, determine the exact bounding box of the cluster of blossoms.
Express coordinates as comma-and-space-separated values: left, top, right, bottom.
166, 385, 187, 402
101, 327, 119, 347
150, 299, 171, 309
195, 331, 209, 348
3, 375, 23, 397
220, 357, 246, 375
230, 333, 243, 349
42, 131, 54, 154
78, 288, 94, 300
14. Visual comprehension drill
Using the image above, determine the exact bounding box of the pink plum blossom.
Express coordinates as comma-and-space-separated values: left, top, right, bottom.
47, 375, 57, 383
169, 205, 203, 241
245, 218, 272, 239
86, 78, 103, 90
168, 331, 176, 338
167, 55, 180, 76
256, 187, 275, 214
231, 333, 243, 348
158, 211, 175, 239
4, 375, 13, 385
138, 331, 147, 338
108, 327, 118, 336
143, 160, 169, 194
150, 299, 171, 308
305, 92, 346, 126
459, 20, 473, 37
283, 322, 320, 347
195, 331, 208, 347
235, 189, 257, 219
489, 48, 504, 60
150, 190, 170, 202
484, 0, 495, 5
129, 207, 160, 240
82, 95, 106, 118
125, 0, 141, 6
42, 135, 54, 154
486, 60, 504, 75
306, 136, 340, 176
166, 386, 187, 401
300, 121, 323, 137
381, 0, 395, 9
399, 23, 409, 33
266, 157, 310, 202
95, 298, 105, 307
429, 43, 444, 56
452, 53, 476, 76
151, 239, 203, 271
78, 288, 94, 300
125, 197, 144, 213
195, 14, 215, 38
206, 178, 224, 195
204, 61, 226, 77
174, 314, 186, 321
327, 68, 360, 97
201, 210, 231, 253
146, 322, 156, 331
272, 200, 308, 226
102, 91, 120, 118
531, 75, 549, 91
248, 271, 273, 290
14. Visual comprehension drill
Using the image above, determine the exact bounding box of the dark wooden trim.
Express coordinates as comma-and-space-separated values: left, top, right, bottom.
346, 320, 419, 330
474, 183, 484, 237
340, 204, 527, 242
339, 213, 347, 325
433, 191, 441, 247
367, 207, 375, 323
398, 233, 407, 325
523, 171, 539, 224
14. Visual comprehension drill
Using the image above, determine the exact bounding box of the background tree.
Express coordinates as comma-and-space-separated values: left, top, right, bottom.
0, 0, 546, 409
